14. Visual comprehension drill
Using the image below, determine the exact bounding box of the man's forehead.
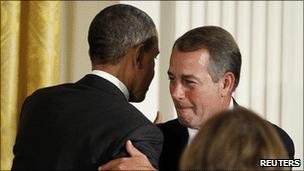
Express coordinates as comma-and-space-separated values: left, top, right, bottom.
170, 51, 209, 69
172, 48, 209, 61
168, 49, 210, 78
168, 64, 205, 77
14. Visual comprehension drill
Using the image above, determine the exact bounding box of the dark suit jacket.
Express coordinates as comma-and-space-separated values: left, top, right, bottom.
158, 101, 295, 171
12, 74, 163, 170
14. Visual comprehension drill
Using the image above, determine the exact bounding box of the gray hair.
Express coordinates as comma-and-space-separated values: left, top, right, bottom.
173, 26, 242, 91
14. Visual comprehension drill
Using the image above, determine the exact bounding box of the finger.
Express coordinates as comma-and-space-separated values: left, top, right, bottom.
98, 158, 123, 170
125, 140, 145, 157
153, 111, 162, 124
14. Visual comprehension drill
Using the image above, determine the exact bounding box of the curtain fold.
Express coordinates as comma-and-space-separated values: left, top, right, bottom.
1, 1, 61, 169
1, 1, 21, 170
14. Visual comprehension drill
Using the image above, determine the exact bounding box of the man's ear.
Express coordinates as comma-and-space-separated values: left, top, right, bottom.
219, 72, 235, 97
132, 44, 145, 69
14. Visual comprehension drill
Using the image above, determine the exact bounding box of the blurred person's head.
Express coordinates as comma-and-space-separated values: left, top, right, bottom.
180, 107, 288, 170
168, 26, 241, 129
88, 4, 159, 102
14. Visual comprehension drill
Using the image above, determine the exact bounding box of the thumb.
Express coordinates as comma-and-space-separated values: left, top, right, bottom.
153, 111, 162, 124
125, 140, 144, 157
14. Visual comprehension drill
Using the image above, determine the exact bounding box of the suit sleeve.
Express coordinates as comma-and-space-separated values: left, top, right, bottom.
110, 123, 164, 169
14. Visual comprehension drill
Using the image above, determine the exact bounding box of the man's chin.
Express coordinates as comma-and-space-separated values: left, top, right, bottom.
177, 114, 193, 128
129, 94, 146, 102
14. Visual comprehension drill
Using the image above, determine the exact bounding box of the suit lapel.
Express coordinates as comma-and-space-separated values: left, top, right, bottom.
176, 121, 189, 147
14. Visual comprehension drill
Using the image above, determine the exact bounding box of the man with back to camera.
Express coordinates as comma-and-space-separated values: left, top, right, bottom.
12, 4, 163, 170
99, 26, 294, 171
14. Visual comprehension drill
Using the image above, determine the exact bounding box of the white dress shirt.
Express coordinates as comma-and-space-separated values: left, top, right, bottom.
91, 70, 129, 101
187, 97, 234, 145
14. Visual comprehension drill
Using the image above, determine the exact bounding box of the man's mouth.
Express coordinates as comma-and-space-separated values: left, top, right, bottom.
175, 104, 193, 110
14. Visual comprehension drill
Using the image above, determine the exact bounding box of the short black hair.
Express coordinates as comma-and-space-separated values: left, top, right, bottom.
88, 4, 157, 65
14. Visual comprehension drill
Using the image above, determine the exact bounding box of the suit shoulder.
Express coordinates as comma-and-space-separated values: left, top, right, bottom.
270, 122, 295, 159
121, 103, 156, 125
98, 101, 157, 132
31, 83, 74, 95
22, 84, 73, 102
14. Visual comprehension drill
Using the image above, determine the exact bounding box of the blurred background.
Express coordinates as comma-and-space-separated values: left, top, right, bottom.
1, 1, 303, 170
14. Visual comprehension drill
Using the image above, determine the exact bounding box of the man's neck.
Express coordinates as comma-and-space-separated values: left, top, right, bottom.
221, 94, 233, 111
91, 70, 130, 101
92, 62, 131, 88
228, 96, 234, 110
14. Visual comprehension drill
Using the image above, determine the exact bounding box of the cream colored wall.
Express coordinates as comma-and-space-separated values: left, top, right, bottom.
60, 1, 303, 166
60, 1, 118, 83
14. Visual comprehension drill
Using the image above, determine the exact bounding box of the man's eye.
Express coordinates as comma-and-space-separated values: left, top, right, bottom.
185, 80, 196, 84
168, 77, 174, 81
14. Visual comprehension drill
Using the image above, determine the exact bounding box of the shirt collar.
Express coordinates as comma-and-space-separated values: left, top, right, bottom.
187, 127, 198, 145
91, 70, 129, 101
228, 97, 234, 110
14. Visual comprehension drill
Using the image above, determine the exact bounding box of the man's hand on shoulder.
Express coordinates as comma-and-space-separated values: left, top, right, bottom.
153, 111, 163, 124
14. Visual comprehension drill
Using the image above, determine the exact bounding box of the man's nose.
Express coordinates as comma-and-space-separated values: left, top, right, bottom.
170, 83, 185, 101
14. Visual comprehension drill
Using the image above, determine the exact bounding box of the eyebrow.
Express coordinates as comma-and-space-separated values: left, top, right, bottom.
167, 71, 199, 80
181, 75, 198, 80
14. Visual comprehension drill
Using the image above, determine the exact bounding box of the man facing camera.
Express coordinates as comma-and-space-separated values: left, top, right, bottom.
12, 4, 163, 170
99, 26, 294, 171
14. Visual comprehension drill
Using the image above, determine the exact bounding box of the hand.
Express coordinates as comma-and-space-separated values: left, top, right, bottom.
153, 111, 162, 124
98, 140, 156, 170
